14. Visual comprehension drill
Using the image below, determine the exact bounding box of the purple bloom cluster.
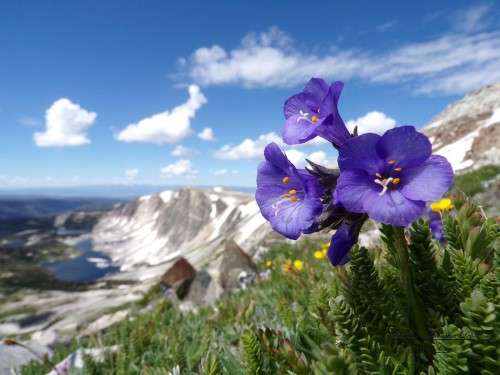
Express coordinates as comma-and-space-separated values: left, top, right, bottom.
255, 78, 454, 266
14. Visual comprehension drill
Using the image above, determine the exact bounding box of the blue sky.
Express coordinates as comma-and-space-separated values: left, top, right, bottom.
1, 0, 499, 188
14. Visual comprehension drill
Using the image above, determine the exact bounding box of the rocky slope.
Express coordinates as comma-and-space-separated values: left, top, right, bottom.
92, 187, 271, 271
422, 82, 500, 171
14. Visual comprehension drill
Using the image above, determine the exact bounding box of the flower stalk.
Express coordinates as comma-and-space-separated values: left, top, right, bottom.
393, 226, 433, 361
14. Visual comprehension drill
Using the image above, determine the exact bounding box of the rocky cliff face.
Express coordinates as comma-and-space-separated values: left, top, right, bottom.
92, 188, 271, 271
422, 82, 500, 171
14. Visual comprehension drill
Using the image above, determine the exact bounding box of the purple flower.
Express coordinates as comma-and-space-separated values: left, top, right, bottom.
283, 78, 351, 147
256, 143, 323, 239
336, 126, 454, 227
428, 210, 445, 243
328, 218, 366, 265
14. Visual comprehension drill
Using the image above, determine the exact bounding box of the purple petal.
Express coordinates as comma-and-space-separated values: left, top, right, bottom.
282, 114, 317, 145
428, 210, 445, 242
338, 133, 385, 174
315, 113, 351, 147
284, 93, 314, 119
400, 155, 454, 202
401, 155, 453, 202
264, 143, 292, 171
303, 78, 329, 103
328, 221, 358, 266
376, 126, 431, 168
363, 189, 425, 227
336, 169, 376, 213
320, 81, 344, 114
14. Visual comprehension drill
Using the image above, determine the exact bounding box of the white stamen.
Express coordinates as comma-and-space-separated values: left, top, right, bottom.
374, 177, 394, 196
297, 110, 310, 123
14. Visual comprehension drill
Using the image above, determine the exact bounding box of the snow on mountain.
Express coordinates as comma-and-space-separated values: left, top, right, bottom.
422, 82, 500, 172
92, 188, 271, 271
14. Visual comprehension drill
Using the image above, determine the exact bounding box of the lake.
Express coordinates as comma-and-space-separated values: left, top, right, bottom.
43, 238, 119, 283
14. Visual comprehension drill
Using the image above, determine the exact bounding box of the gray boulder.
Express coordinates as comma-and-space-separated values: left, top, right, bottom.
219, 240, 257, 291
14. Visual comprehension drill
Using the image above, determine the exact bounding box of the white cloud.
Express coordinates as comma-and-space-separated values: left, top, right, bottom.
346, 111, 396, 135
285, 149, 337, 168
212, 168, 228, 176
198, 127, 215, 141
212, 168, 239, 176
0, 175, 31, 186
181, 26, 500, 95
161, 159, 198, 178
171, 145, 193, 157
34, 98, 97, 147
453, 4, 492, 33
125, 168, 139, 181
214, 132, 283, 160
116, 85, 206, 144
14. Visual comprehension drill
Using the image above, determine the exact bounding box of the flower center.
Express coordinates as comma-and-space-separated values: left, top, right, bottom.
272, 188, 300, 216
297, 110, 320, 125
374, 161, 403, 195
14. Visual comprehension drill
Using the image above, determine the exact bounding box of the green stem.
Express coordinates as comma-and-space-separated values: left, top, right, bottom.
393, 226, 433, 361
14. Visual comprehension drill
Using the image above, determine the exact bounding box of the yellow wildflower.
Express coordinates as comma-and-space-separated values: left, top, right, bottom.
265, 260, 273, 268
430, 198, 454, 212
293, 259, 304, 271
314, 250, 326, 259
282, 259, 293, 273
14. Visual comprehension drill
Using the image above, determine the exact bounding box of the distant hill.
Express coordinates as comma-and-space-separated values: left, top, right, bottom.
0, 197, 121, 220
422, 82, 500, 172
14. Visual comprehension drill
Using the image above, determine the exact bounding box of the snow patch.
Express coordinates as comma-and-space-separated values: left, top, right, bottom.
160, 190, 173, 203
435, 131, 476, 171
485, 108, 500, 127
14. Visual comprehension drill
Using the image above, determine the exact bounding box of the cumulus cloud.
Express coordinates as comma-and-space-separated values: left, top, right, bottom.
285, 149, 337, 168
125, 168, 139, 181
214, 132, 282, 160
180, 26, 500, 94
198, 127, 215, 141
34, 98, 97, 147
171, 145, 193, 157
211, 168, 239, 176
161, 159, 198, 178
346, 111, 396, 135
116, 85, 206, 144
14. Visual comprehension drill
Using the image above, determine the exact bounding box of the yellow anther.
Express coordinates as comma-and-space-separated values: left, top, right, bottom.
311, 115, 319, 124
289, 189, 297, 195
392, 178, 400, 185
394, 167, 402, 172
431, 198, 454, 212
290, 196, 299, 202
388, 160, 396, 165
282, 176, 289, 184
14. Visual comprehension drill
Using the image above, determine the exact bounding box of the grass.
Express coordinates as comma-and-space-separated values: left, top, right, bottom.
453, 164, 500, 196
21, 238, 337, 374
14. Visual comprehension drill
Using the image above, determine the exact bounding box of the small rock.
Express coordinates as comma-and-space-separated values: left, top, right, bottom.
0, 341, 52, 374
31, 329, 59, 348
160, 257, 196, 289
219, 240, 257, 291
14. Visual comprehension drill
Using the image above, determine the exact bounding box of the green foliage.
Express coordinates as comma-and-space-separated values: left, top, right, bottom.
22, 198, 499, 375
453, 164, 500, 196
241, 330, 265, 375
